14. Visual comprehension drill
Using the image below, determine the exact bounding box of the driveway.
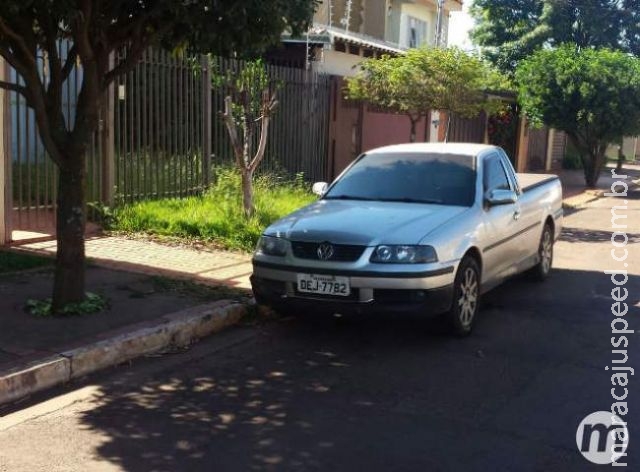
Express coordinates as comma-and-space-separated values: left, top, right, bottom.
1, 189, 638, 472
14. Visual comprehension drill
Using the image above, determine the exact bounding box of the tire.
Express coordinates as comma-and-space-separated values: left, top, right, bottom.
446, 256, 481, 337
530, 223, 554, 282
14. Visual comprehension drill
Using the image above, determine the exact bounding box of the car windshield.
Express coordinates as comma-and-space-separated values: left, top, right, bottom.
324, 152, 476, 207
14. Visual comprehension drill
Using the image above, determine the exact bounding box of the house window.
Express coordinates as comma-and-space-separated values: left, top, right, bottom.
407, 16, 427, 48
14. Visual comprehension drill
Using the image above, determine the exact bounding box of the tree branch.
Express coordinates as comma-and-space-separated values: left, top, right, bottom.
249, 91, 278, 172
61, 45, 78, 82
223, 96, 245, 168
103, 39, 146, 87
0, 16, 38, 70
0, 79, 28, 96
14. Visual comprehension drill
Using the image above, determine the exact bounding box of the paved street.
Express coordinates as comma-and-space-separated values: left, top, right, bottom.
1, 184, 639, 472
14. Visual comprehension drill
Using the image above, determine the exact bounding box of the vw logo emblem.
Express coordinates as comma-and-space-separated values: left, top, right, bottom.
317, 242, 335, 260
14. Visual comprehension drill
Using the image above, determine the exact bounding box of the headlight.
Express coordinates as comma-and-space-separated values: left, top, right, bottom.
256, 236, 289, 256
370, 245, 438, 263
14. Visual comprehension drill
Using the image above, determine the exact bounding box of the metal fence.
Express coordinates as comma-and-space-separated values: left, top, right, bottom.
4, 48, 332, 239
114, 48, 205, 203
113, 51, 331, 204
6, 40, 106, 235
210, 57, 331, 183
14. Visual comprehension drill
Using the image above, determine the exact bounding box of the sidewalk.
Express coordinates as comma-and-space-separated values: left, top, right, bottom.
17, 236, 253, 290
1, 239, 253, 408
556, 163, 640, 207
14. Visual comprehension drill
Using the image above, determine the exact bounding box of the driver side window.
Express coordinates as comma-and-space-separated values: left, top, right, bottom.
483, 155, 511, 192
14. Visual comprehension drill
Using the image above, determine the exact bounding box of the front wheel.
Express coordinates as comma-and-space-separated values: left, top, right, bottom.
445, 256, 481, 337
530, 224, 554, 282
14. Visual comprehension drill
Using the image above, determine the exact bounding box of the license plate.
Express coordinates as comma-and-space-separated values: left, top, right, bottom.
296, 273, 350, 297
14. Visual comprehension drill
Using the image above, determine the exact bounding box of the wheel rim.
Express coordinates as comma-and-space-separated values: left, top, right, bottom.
457, 267, 478, 327
541, 229, 553, 274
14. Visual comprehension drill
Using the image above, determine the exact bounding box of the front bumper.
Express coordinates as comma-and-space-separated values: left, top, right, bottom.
251, 260, 455, 316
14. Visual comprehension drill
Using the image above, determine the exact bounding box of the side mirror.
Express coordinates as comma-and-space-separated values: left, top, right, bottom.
312, 182, 328, 196
486, 189, 517, 206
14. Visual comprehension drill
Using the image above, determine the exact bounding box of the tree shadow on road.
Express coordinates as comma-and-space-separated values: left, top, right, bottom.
560, 227, 640, 243
72, 268, 640, 472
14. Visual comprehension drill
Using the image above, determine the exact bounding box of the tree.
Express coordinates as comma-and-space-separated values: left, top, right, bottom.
470, 0, 635, 73
218, 59, 278, 217
346, 47, 508, 142
516, 45, 640, 187
0, 0, 318, 312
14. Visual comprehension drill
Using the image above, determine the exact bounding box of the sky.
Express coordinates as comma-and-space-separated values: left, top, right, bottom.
448, 2, 474, 49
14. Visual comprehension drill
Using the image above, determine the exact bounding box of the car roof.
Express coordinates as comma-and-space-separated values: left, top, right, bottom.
365, 142, 498, 157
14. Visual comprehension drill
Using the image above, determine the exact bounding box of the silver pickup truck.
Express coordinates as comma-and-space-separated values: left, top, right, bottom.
251, 143, 563, 335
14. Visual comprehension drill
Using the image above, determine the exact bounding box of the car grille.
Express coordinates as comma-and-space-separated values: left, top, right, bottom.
291, 241, 366, 262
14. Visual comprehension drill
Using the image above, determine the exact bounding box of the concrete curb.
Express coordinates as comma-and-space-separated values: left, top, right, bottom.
563, 176, 640, 210
0, 300, 247, 406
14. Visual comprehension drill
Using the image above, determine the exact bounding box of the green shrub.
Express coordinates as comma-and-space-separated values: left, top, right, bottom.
113, 167, 316, 252
0, 251, 51, 273
562, 152, 583, 170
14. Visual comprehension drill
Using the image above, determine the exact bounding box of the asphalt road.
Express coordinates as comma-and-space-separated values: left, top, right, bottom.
1, 187, 639, 472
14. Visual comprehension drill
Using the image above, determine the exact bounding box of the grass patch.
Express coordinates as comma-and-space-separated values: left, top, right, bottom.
112, 167, 316, 252
0, 251, 51, 273
26, 292, 108, 317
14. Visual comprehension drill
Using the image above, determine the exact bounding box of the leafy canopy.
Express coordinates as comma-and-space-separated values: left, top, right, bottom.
0, 0, 318, 310
346, 47, 510, 121
516, 45, 640, 185
471, 0, 640, 73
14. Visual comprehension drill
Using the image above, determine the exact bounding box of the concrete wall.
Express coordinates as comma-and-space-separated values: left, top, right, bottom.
0, 59, 6, 245
362, 110, 428, 152
328, 77, 430, 179
316, 49, 364, 77
363, 0, 388, 39
606, 137, 638, 161
399, 2, 437, 47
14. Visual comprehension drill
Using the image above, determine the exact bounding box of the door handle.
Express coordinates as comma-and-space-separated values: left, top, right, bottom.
513, 210, 521, 220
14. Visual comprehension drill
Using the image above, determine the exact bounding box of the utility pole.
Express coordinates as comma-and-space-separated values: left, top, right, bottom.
341, 0, 353, 32
435, 0, 445, 47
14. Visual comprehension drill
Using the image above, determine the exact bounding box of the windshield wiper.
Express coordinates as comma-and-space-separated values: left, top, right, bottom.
323, 195, 376, 201
376, 197, 443, 204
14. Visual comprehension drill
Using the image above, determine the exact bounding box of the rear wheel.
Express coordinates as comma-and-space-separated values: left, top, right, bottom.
446, 256, 481, 336
530, 223, 554, 282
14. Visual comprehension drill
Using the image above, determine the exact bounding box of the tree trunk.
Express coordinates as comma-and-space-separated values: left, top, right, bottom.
583, 150, 606, 188
409, 118, 417, 143
241, 168, 254, 217
52, 158, 86, 312
444, 112, 452, 143
616, 148, 625, 173
568, 133, 606, 188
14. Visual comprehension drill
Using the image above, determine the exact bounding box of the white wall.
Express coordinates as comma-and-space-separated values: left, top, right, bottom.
399, 3, 437, 47
316, 49, 364, 77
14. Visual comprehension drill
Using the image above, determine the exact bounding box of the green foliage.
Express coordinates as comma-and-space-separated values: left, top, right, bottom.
87, 202, 117, 229
516, 45, 640, 186
346, 47, 509, 123
0, 0, 319, 308
471, 0, 640, 73
212, 58, 279, 163
112, 168, 315, 252
562, 152, 583, 170
0, 251, 51, 273
26, 292, 107, 317
0, 1, 318, 59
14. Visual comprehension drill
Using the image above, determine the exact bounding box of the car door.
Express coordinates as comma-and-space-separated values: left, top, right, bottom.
480, 153, 524, 283
497, 149, 542, 265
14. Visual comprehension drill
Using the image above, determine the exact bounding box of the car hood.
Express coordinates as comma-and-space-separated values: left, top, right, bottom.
264, 199, 468, 246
